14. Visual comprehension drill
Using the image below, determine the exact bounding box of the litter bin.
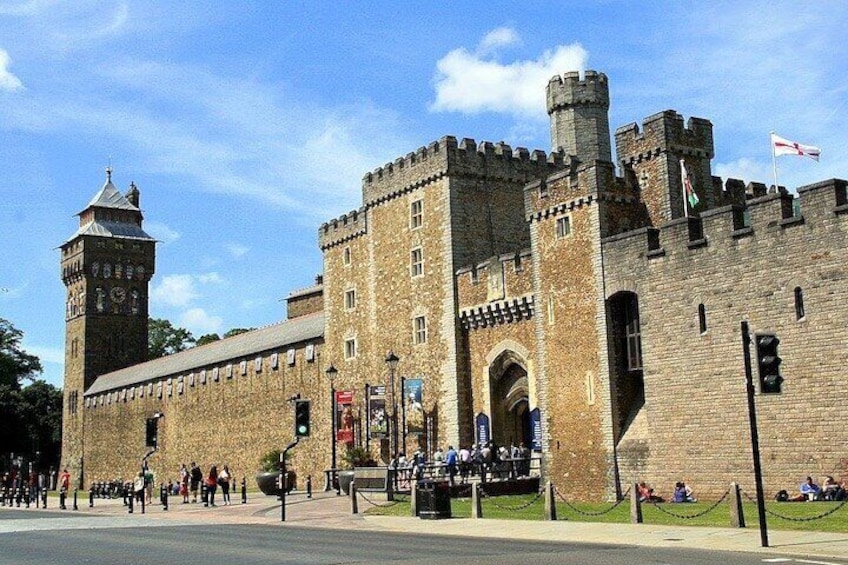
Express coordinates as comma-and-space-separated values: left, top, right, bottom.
418, 479, 451, 520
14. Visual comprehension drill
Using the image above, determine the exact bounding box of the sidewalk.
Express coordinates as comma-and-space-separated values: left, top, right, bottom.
5, 491, 848, 561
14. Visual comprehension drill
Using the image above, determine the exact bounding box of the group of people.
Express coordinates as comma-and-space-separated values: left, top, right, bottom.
785, 476, 847, 502
172, 462, 235, 506
392, 442, 534, 487
637, 481, 696, 503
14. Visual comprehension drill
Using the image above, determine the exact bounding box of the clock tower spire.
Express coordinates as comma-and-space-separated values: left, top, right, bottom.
60, 169, 156, 485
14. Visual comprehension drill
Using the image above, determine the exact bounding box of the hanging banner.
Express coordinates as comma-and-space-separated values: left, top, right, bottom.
530, 407, 542, 452
403, 378, 424, 436
335, 390, 355, 443
368, 385, 387, 439
475, 412, 490, 446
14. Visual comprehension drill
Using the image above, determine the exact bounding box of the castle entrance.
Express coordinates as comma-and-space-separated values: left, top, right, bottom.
488, 351, 531, 448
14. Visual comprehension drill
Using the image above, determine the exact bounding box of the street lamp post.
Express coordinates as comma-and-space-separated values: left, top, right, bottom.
385, 351, 400, 460
325, 364, 338, 473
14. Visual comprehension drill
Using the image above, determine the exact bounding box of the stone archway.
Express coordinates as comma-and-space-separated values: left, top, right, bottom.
488, 351, 531, 448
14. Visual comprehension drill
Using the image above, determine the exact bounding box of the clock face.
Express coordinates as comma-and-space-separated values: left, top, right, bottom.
110, 286, 127, 303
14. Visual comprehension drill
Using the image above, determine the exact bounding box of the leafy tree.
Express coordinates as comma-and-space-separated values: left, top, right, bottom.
148, 318, 196, 359
19, 380, 63, 469
0, 318, 42, 389
196, 333, 221, 346
223, 327, 254, 338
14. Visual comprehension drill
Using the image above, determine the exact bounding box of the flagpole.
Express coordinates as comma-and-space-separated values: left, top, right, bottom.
680, 158, 688, 218
770, 131, 779, 192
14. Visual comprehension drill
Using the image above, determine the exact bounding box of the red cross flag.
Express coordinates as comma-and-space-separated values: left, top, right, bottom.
771, 133, 821, 161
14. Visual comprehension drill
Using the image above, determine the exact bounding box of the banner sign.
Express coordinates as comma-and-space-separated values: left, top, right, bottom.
403, 378, 424, 436
368, 385, 387, 439
530, 407, 542, 452
475, 412, 490, 447
335, 390, 355, 443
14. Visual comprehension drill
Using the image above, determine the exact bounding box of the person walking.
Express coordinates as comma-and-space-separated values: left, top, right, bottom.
206, 465, 218, 507
189, 462, 202, 503
179, 463, 189, 503
59, 469, 70, 509
219, 465, 232, 505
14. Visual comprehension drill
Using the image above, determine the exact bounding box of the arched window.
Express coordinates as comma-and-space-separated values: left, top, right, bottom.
794, 287, 805, 320
698, 303, 707, 334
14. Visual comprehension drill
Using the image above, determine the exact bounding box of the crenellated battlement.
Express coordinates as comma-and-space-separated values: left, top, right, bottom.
455, 248, 535, 321
361, 135, 565, 205
602, 177, 848, 264
546, 70, 609, 113
615, 110, 714, 163
318, 206, 367, 250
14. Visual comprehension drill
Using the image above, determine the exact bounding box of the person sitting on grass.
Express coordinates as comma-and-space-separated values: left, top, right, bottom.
789, 476, 822, 501
672, 481, 696, 503
637, 481, 662, 503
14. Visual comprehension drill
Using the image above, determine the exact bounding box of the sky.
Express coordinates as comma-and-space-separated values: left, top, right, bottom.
1, 1, 845, 389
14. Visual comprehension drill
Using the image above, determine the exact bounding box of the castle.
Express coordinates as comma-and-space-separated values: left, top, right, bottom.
61, 70, 848, 500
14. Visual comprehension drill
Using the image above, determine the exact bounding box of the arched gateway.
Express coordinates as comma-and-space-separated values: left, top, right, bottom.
487, 349, 531, 448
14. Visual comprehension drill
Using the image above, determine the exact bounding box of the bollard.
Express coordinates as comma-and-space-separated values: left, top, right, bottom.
16, 486, 22, 507
202, 483, 208, 507
128, 490, 134, 514
729, 482, 746, 528
24, 488, 30, 509
162, 483, 168, 511
42, 489, 47, 509
59, 489, 66, 510
386, 474, 394, 502
350, 481, 358, 515
630, 481, 643, 524
410, 481, 418, 517
241, 476, 247, 504
89, 485, 95, 508
306, 475, 312, 499
544, 481, 557, 521
472, 482, 482, 519
73, 489, 78, 511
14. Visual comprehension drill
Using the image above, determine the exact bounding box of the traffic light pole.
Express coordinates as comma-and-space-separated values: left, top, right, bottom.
280, 438, 299, 522
741, 320, 769, 548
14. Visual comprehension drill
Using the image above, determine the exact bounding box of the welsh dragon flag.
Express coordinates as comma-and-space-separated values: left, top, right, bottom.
680, 159, 699, 213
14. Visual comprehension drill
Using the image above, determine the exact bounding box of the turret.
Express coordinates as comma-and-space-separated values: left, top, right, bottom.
547, 70, 612, 163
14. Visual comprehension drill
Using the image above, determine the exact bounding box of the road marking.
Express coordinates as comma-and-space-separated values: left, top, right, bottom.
797, 560, 847, 565
762, 560, 792, 563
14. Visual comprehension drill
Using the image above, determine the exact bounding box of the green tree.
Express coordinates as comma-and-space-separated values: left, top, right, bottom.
223, 327, 254, 338
196, 333, 221, 346
19, 380, 63, 470
148, 318, 196, 359
0, 318, 42, 388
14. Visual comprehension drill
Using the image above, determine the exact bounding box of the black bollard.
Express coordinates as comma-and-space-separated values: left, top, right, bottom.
241, 477, 247, 504
202, 483, 208, 507
161, 483, 168, 511
59, 489, 66, 510
73, 489, 78, 511
42, 489, 47, 509
89, 485, 95, 508
307, 475, 312, 499
24, 488, 30, 509
128, 489, 134, 514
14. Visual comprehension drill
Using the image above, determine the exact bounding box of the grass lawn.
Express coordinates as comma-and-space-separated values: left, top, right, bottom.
365, 493, 848, 533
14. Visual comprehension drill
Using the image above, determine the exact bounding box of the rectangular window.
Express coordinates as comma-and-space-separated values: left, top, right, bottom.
344, 338, 357, 360
287, 348, 296, 366
556, 216, 571, 239
410, 199, 423, 229
345, 288, 356, 310
305, 344, 315, 362
410, 247, 424, 277
343, 246, 351, 266
413, 316, 427, 345
625, 298, 643, 371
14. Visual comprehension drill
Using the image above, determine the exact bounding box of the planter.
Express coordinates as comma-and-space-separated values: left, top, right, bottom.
255, 470, 296, 496
338, 470, 355, 495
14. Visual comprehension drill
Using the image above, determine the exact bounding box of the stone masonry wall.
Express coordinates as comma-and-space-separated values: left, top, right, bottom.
603, 178, 848, 499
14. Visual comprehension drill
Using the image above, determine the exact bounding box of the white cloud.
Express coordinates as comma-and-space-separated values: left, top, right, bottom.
144, 221, 180, 245
151, 274, 198, 307
713, 158, 771, 186
225, 243, 249, 258
179, 307, 222, 335
23, 344, 65, 365
430, 32, 588, 118
0, 48, 23, 91
477, 27, 520, 55
197, 272, 223, 284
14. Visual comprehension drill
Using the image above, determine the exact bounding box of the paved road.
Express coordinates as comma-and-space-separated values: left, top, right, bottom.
0, 522, 787, 565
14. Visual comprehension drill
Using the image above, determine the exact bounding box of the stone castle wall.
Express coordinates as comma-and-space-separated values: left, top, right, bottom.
603, 178, 848, 498
81, 339, 329, 490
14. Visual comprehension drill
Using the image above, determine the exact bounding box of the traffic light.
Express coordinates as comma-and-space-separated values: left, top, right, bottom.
145, 418, 158, 447
755, 333, 783, 394
294, 400, 311, 437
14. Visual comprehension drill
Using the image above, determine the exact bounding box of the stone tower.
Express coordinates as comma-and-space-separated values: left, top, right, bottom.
547, 70, 612, 163
60, 169, 156, 485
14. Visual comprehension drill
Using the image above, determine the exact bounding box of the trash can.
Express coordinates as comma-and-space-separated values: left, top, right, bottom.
418, 479, 451, 519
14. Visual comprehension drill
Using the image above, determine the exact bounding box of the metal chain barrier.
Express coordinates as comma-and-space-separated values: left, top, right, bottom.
646, 489, 730, 520
742, 489, 848, 522
453, 485, 473, 498
553, 485, 631, 517
478, 485, 545, 511
355, 490, 403, 508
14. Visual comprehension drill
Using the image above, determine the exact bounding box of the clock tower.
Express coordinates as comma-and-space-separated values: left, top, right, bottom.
60, 169, 156, 485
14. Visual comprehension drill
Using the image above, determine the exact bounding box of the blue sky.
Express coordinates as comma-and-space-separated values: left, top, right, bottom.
1, 2, 845, 388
